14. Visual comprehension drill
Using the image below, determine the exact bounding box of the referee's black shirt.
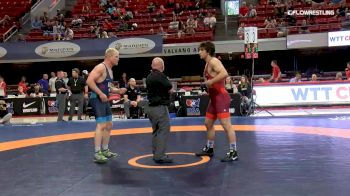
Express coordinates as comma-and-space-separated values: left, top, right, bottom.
146, 69, 172, 106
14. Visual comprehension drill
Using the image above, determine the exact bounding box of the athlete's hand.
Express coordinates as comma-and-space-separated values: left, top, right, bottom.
205, 80, 213, 88
119, 88, 127, 94
99, 93, 108, 102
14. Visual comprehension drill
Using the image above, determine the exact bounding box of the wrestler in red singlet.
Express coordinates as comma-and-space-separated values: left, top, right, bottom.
204, 59, 231, 120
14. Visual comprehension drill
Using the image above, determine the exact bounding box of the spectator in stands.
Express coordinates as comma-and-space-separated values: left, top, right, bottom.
158, 26, 167, 39
173, 3, 184, 16
148, 2, 156, 13
0, 76, 6, 97
49, 72, 57, 93
119, 73, 128, 88
100, 0, 108, 8
274, 0, 286, 18
177, 29, 185, 38
335, 72, 343, 80
237, 23, 245, 40
125, 8, 134, 20
300, 19, 310, 34
38, 74, 49, 95
264, 17, 277, 28
289, 72, 302, 83
225, 76, 238, 94
0, 100, 11, 124
186, 15, 197, 35
31, 16, 43, 29
18, 76, 28, 93
239, 2, 249, 17
107, 4, 116, 15
123, 78, 142, 119
209, 13, 217, 29
57, 14, 65, 26
28, 83, 43, 97
269, 60, 281, 82
247, 4, 257, 18
0, 15, 11, 28
345, 62, 350, 80
166, 0, 175, 8
63, 27, 74, 40
311, 74, 318, 81
16, 86, 27, 97
42, 20, 53, 36
237, 75, 252, 101
89, 25, 100, 38
63, 72, 69, 85
336, 3, 348, 17
82, 3, 91, 14
101, 31, 109, 38
71, 15, 83, 28
43, 12, 49, 22
277, 20, 288, 37
108, 32, 117, 38
103, 19, 113, 30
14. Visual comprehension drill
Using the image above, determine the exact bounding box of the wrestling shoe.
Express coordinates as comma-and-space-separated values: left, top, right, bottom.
94, 151, 108, 163
195, 146, 214, 157
220, 150, 238, 162
102, 149, 119, 159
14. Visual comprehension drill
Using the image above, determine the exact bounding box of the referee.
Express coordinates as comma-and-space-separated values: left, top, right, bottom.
55, 71, 68, 122
67, 68, 88, 121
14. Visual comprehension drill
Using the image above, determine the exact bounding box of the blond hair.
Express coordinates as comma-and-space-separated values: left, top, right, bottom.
105, 48, 119, 58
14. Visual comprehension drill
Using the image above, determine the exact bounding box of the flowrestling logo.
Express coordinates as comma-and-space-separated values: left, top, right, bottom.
35, 42, 81, 58
0, 46, 7, 58
287, 10, 334, 16
109, 38, 155, 54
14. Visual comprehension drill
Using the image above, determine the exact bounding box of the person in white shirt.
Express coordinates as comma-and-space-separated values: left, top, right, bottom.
49, 72, 57, 94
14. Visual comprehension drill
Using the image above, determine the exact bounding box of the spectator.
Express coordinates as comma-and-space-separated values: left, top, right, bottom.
247, 4, 257, 18
237, 75, 252, 101
64, 27, 74, 40
17, 86, 27, 97
345, 62, 350, 80
82, 3, 91, 14
265, 17, 277, 28
18, 76, 28, 93
277, 20, 288, 37
158, 26, 167, 39
29, 83, 43, 97
148, 2, 156, 13
237, 23, 245, 40
225, 76, 238, 94
0, 15, 11, 28
31, 16, 43, 29
119, 72, 128, 88
0, 76, 6, 97
49, 72, 57, 93
101, 31, 109, 38
209, 13, 217, 29
289, 72, 302, 83
336, 3, 348, 17
173, 3, 183, 16
63, 72, 69, 85
38, 74, 49, 95
299, 19, 310, 34
335, 72, 343, 80
239, 2, 249, 17
0, 100, 11, 124
269, 60, 281, 82
71, 15, 83, 28
311, 74, 318, 81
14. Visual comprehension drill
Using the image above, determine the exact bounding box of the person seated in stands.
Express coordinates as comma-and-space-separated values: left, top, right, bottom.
239, 1, 249, 17
225, 76, 238, 94
125, 8, 134, 20
289, 72, 302, 83
237, 23, 245, 40
103, 19, 113, 30
166, 0, 175, 8
107, 4, 116, 15
247, 4, 257, 18
173, 3, 184, 16
82, 3, 91, 14
269, 60, 282, 82
209, 13, 217, 29
31, 16, 43, 29
268, 0, 277, 6
0, 15, 11, 28
274, 0, 286, 18
311, 74, 318, 81
345, 62, 350, 80
237, 75, 252, 102
177, 29, 185, 38
158, 26, 168, 39
148, 2, 156, 13
42, 20, 53, 36
0, 100, 11, 124
16, 86, 27, 97
63, 27, 74, 40
100, 0, 108, 8
124, 78, 141, 119
108, 32, 117, 38
186, 15, 197, 34
71, 15, 83, 28
265, 16, 277, 29
28, 83, 43, 97
0, 76, 6, 97
336, 3, 348, 17
101, 31, 109, 38
335, 72, 343, 80
299, 19, 310, 34
277, 20, 288, 37
89, 25, 100, 38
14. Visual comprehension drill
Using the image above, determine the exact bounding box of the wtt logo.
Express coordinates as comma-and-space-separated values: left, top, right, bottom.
186, 98, 200, 107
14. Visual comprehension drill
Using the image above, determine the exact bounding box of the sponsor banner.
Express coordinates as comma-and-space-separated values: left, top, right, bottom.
0, 35, 162, 61
287, 33, 328, 49
185, 98, 201, 116
163, 45, 199, 55
254, 82, 350, 106
328, 30, 350, 47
